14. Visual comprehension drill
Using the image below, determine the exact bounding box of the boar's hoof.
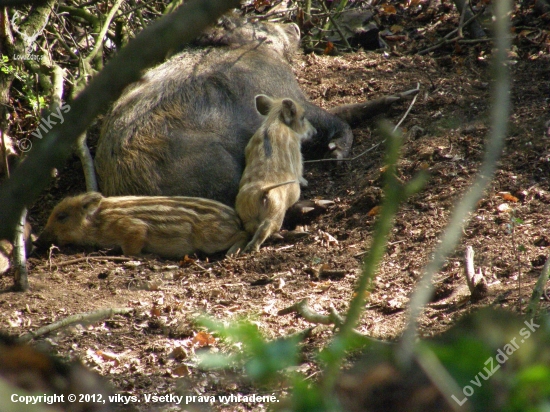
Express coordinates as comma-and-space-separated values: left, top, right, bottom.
284, 199, 336, 229
280, 229, 310, 241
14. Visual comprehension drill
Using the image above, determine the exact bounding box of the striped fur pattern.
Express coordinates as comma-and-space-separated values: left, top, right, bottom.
37, 193, 248, 258
236, 95, 316, 253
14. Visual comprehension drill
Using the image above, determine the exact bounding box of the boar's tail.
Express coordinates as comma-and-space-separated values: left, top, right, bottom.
261, 180, 297, 198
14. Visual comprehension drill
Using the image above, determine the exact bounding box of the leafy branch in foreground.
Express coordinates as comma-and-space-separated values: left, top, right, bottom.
318, 123, 426, 395
398, 0, 512, 363
198, 317, 301, 386
198, 125, 427, 410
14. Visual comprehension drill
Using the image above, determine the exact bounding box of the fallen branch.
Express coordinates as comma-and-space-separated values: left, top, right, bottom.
278, 298, 334, 324
35, 255, 134, 270
278, 298, 388, 344
319, 0, 352, 51
303, 141, 381, 164
393, 83, 420, 131
453, 0, 486, 39
463, 246, 488, 300
17, 307, 134, 343
418, 8, 486, 55
400, 0, 512, 362
526, 255, 550, 318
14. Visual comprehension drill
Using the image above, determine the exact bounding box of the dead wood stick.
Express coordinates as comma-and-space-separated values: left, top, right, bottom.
255, 7, 299, 20
17, 307, 134, 343
526, 256, 550, 318
279, 298, 389, 344
453, 0, 486, 39
319, 0, 352, 51
329, 305, 345, 325
457, 38, 495, 44
278, 298, 334, 324
285, 326, 316, 341
418, 8, 486, 55
36, 255, 134, 270
456, 0, 468, 39
464, 246, 488, 299
393, 82, 420, 131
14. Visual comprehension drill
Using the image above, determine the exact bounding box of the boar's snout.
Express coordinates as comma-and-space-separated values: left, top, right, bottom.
34, 231, 54, 250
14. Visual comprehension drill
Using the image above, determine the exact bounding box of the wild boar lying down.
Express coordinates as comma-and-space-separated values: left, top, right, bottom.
95, 18, 354, 206
36, 193, 249, 258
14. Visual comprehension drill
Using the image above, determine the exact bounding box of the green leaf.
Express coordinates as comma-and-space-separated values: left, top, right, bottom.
197, 352, 237, 369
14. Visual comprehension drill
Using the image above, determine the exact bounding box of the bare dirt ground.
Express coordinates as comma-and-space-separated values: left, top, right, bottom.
1, 6, 550, 412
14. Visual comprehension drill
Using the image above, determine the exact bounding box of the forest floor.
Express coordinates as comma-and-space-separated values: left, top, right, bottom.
1, 4, 550, 412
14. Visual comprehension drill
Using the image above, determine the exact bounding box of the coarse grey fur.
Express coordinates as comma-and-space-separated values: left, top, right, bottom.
95, 18, 353, 206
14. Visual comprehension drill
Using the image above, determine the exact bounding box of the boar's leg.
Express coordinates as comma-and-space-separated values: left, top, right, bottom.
329, 87, 420, 128
243, 216, 283, 253
119, 223, 148, 256
226, 231, 250, 256
302, 106, 354, 160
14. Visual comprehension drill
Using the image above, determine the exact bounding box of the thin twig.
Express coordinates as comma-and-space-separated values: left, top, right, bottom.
86, 0, 125, 63
278, 298, 388, 343
400, 0, 512, 363
303, 141, 381, 164
417, 8, 486, 55
457, 38, 496, 44
463, 245, 488, 299
457, 0, 468, 38
17, 307, 134, 343
526, 256, 550, 318
193, 261, 210, 273
319, 0, 352, 51
393, 82, 420, 131
36, 255, 134, 270
254, 7, 298, 20
305, 84, 420, 164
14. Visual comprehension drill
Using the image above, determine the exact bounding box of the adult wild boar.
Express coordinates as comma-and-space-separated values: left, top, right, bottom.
95, 18, 354, 206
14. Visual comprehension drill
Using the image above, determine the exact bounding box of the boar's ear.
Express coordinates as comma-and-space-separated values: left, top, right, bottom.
81, 192, 103, 215
255, 94, 273, 116
281, 99, 297, 126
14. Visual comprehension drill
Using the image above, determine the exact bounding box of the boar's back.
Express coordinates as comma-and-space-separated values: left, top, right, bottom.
95, 20, 352, 206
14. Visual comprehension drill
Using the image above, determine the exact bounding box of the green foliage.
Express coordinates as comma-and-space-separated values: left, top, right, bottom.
0, 55, 46, 115
198, 317, 300, 385
198, 125, 427, 410
289, 378, 340, 412
195, 128, 550, 411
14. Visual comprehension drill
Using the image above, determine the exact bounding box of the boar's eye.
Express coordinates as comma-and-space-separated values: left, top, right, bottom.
56, 212, 68, 222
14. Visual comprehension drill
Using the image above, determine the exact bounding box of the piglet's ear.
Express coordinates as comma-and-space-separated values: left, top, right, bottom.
255, 94, 273, 116
281, 99, 297, 126
81, 192, 103, 215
